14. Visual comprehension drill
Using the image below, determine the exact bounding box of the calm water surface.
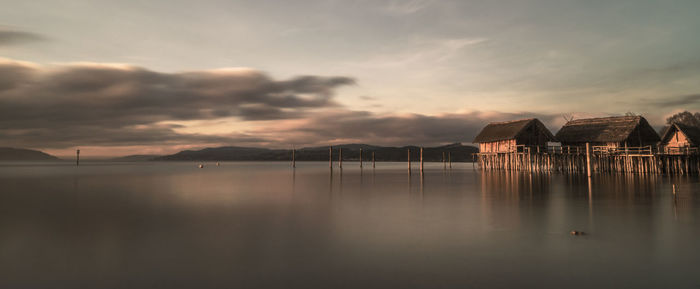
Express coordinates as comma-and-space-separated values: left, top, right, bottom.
1, 161, 699, 288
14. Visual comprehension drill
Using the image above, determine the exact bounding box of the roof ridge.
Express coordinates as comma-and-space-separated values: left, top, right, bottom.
556, 115, 659, 143
487, 118, 534, 125
566, 115, 640, 125
473, 118, 554, 143
569, 115, 639, 121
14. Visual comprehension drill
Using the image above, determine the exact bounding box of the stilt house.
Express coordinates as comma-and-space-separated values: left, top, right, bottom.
659, 123, 700, 154
473, 118, 556, 153
555, 116, 660, 148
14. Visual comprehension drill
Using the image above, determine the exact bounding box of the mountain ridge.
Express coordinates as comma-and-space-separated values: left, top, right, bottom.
0, 147, 61, 161
154, 143, 478, 162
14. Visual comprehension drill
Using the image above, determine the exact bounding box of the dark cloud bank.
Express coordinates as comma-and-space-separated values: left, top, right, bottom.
264, 110, 560, 148
0, 60, 352, 148
644, 94, 700, 108
0, 59, 560, 150
0, 28, 44, 46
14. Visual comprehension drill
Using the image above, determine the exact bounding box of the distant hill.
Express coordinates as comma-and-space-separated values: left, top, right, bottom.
155, 146, 288, 161
154, 143, 478, 162
109, 154, 162, 162
0, 147, 60, 161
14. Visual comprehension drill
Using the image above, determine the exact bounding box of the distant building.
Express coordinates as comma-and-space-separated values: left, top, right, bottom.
555, 116, 660, 148
473, 118, 556, 153
659, 122, 700, 154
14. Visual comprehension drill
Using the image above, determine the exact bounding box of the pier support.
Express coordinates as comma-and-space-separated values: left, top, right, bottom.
420, 147, 424, 172
360, 148, 363, 168
442, 152, 446, 169
585, 143, 591, 177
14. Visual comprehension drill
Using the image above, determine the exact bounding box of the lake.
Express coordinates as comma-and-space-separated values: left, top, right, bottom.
1, 161, 699, 288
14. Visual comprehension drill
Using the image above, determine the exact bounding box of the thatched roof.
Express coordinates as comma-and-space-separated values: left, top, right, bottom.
658, 126, 670, 139
555, 116, 660, 143
473, 118, 554, 143
661, 122, 700, 145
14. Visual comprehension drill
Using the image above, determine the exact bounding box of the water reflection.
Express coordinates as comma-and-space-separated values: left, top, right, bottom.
476, 170, 700, 241
292, 167, 296, 196
1, 162, 700, 288
479, 170, 552, 200
329, 167, 333, 197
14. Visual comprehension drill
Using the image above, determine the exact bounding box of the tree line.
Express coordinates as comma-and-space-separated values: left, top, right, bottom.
666, 111, 700, 127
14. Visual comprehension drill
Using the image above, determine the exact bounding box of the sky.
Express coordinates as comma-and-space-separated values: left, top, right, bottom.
1, 0, 700, 157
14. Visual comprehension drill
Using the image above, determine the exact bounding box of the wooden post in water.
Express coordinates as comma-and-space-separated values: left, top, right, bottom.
673, 184, 677, 198
586, 143, 591, 177
420, 147, 424, 172
329, 146, 333, 169
292, 148, 296, 168
407, 148, 411, 173
360, 148, 363, 168
76, 149, 80, 166
339, 148, 343, 168
448, 152, 452, 169
442, 152, 446, 169
372, 152, 376, 168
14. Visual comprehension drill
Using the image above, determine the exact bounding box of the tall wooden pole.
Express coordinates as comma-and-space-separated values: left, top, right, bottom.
76, 149, 80, 166
339, 148, 343, 168
329, 146, 333, 169
292, 148, 296, 168
360, 148, 363, 168
372, 152, 375, 168
442, 152, 446, 169
448, 152, 452, 169
407, 148, 411, 173
586, 143, 591, 177
420, 147, 424, 172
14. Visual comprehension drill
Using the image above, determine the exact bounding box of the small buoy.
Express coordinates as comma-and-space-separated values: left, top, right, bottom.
198, 164, 204, 168
570, 230, 585, 236
216, 162, 220, 166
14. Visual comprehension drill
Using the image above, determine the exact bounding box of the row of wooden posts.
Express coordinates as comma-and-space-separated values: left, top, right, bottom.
291, 146, 453, 171
476, 143, 700, 176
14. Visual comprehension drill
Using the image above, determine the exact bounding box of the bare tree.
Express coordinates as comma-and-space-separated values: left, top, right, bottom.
562, 113, 574, 123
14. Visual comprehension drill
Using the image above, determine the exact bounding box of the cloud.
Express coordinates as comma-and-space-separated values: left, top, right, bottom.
0, 59, 354, 148
0, 124, 266, 149
0, 27, 44, 46
343, 37, 486, 70
641, 93, 700, 108
383, 0, 434, 15
0, 58, 568, 153
247, 109, 562, 147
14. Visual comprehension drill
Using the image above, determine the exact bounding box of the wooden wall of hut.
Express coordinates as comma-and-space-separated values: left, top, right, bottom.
479, 140, 516, 153
476, 147, 700, 175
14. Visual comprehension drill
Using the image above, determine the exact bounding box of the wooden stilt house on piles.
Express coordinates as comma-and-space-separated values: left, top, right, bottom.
475, 115, 698, 175
555, 116, 660, 154
473, 118, 556, 153
659, 123, 700, 155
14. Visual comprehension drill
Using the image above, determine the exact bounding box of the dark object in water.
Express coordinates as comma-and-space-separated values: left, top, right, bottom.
570, 230, 586, 236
